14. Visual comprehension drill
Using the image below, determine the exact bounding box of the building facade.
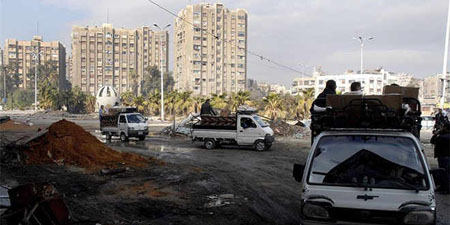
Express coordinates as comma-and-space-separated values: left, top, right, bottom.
291, 67, 413, 97
423, 73, 450, 105
71, 24, 168, 95
174, 3, 248, 96
66, 56, 73, 85
3, 36, 66, 90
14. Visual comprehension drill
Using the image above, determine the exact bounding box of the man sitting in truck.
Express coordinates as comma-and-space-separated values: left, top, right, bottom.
344, 82, 362, 95
201, 99, 216, 115
310, 80, 336, 112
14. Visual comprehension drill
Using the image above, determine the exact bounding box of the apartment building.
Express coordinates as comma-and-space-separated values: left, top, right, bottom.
71, 24, 168, 96
423, 73, 450, 105
3, 36, 66, 90
66, 56, 73, 85
291, 67, 410, 97
174, 3, 248, 96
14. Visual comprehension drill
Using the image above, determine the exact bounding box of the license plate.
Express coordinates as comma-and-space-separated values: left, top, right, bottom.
138, 131, 143, 135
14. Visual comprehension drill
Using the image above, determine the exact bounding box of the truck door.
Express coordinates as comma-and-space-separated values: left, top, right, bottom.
118, 115, 128, 135
237, 116, 260, 145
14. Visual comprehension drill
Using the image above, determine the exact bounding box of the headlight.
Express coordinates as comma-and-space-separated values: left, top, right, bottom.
302, 202, 330, 220
403, 211, 434, 225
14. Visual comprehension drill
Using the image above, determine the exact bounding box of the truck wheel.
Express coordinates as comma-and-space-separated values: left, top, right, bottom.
254, 140, 267, 151
204, 139, 216, 150
120, 133, 128, 142
105, 133, 112, 141
138, 135, 146, 141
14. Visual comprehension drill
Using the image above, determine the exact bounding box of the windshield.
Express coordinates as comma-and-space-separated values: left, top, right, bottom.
253, 115, 269, 128
308, 135, 428, 190
127, 114, 145, 123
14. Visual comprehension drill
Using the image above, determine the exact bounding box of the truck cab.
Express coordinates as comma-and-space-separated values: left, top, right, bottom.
101, 107, 148, 142
191, 108, 274, 151
292, 94, 445, 225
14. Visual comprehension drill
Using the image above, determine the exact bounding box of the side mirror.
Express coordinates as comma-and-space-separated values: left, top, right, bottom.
293, 164, 305, 183
430, 168, 447, 187
145, 117, 148, 122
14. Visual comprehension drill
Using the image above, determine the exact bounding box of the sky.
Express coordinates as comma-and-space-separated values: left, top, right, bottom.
0, 0, 449, 86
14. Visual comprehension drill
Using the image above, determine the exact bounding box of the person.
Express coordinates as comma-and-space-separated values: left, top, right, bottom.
200, 99, 216, 115
431, 122, 450, 194
344, 82, 362, 95
99, 105, 105, 128
311, 80, 337, 111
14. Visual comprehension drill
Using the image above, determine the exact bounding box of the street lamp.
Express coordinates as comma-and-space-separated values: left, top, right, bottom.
30, 50, 43, 111
440, 0, 450, 109
353, 36, 374, 75
153, 23, 171, 121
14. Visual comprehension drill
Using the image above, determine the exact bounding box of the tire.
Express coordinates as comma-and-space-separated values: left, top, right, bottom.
138, 135, 146, 141
105, 133, 112, 141
204, 139, 216, 150
120, 133, 128, 142
254, 140, 267, 151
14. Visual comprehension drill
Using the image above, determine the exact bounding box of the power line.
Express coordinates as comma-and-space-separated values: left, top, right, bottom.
145, 0, 310, 77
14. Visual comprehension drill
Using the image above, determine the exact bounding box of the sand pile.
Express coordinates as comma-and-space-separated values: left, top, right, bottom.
25, 119, 149, 170
270, 119, 306, 137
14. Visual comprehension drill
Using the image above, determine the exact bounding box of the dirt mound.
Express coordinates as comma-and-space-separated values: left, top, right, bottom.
270, 119, 306, 137
0, 119, 37, 132
24, 119, 149, 170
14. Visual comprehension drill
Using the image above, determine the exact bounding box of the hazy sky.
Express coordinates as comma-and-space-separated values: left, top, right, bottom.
1, 0, 449, 86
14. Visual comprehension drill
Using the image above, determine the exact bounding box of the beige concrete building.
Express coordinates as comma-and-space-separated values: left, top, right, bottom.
174, 3, 248, 96
71, 24, 168, 95
423, 73, 450, 105
3, 36, 66, 90
66, 56, 73, 85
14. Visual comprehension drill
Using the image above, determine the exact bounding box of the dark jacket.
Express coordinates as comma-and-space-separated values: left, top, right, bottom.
313, 88, 336, 108
200, 102, 216, 115
431, 132, 450, 158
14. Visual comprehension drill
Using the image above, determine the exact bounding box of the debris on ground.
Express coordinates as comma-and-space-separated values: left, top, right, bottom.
0, 118, 37, 132
205, 193, 237, 208
269, 119, 308, 138
3, 183, 71, 225
24, 119, 150, 170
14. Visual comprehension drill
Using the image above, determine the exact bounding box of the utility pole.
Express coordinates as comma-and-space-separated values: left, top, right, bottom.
31, 50, 43, 111
441, 0, 450, 109
1, 53, 5, 104
153, 23, 171, 121
353, 36, 374, 75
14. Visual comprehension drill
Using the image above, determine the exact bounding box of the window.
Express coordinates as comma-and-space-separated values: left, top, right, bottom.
240, 117, 256, 129
119, 115, 127, 123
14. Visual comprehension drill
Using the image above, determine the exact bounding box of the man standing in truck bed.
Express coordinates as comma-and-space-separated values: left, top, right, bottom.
200, 99, 216, 115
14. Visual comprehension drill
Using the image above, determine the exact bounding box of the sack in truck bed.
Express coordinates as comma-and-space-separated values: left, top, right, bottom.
193, 115, 237, 130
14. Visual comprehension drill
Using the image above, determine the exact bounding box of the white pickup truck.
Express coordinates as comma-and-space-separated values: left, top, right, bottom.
292, 95, 445, 225
191, 112, 274, 151
100, 107, 148, 142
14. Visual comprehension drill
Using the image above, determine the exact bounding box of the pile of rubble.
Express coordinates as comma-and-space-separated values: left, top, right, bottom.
21, 120, 149, 170
269, 119, 309, 138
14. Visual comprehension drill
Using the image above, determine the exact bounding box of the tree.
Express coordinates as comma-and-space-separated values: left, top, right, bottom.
142, 66, 174, 96
7, 89, 34, 110
1, 62, 22, 101
121, 91, 135, 106
85, 95, 96, 113
132, 95, 146, 113
26, 61, 62, 110
144, 90, 160, 116
263, 93, 283, 120
177, 91, 194, 115
211, 93, 227, 109
230, 91, 251, 111
165, 91, 180, 119
129, 69, 139, 96
192, 96, 205, 114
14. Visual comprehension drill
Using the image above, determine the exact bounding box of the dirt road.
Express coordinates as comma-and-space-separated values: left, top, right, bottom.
1, 114, 449, 224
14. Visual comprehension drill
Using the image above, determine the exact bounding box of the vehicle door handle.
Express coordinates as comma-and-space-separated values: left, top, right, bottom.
239, 130, 243, 132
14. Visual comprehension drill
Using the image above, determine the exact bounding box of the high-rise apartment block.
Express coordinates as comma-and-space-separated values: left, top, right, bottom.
3, 36, 66, 90
71, 24, 168, 95
174, 3, 247, 96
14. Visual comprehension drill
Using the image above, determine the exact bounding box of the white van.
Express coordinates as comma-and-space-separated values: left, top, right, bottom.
293, 130, 444, 225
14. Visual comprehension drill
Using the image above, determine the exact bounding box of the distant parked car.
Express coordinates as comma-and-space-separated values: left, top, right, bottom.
421, 116, 435, 130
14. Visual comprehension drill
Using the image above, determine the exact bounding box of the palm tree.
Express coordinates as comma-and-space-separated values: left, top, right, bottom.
177, 91, 194, 115
121, 91, 134, 106
132, 95, 146, 113
301, 88, 315, 119
263, 93, 283, 120
144, 90, 160, 116
85, 95, 96, 113
165, 91, 180, 120
211, 93, 227, 109
192, 96, 204, 114
129, 69, 139, 96
230, 90, 251, 111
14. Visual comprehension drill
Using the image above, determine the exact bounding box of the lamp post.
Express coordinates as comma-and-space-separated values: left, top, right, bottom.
353, 36, 374, 75
30, 50, 43, 111
153, 23, 170, 121
441, 0, 450, 109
